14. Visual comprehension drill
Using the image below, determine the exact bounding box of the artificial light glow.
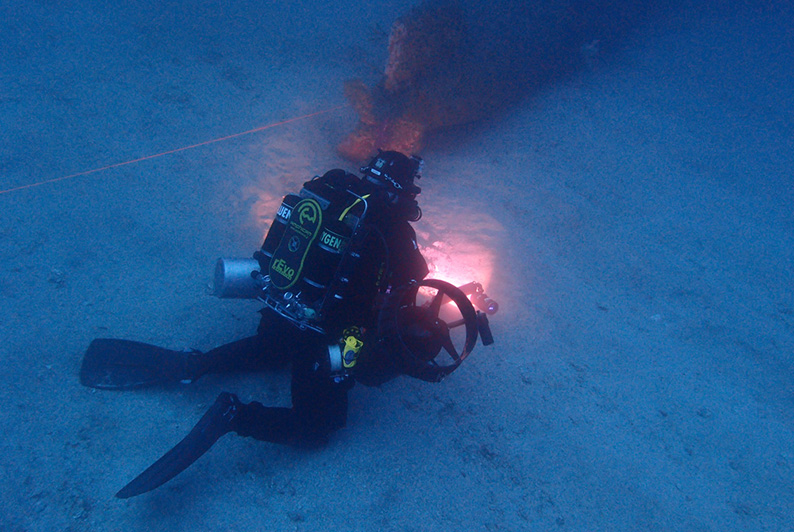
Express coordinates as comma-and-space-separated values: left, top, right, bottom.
415, 197, 502, 293
248, 187, 282, 240
420, 239, 495, 290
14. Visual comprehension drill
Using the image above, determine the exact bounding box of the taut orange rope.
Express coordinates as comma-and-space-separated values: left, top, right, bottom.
0, 104, 346, 196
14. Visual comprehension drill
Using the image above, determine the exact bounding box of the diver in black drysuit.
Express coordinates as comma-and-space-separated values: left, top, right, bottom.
83, 150, 445, 498
187, 195, 429, 446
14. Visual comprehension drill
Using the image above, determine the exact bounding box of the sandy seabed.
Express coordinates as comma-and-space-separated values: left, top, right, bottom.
1, 1, 793, 531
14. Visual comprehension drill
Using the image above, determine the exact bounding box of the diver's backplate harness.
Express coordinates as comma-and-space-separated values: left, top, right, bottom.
214, 170, 496, 382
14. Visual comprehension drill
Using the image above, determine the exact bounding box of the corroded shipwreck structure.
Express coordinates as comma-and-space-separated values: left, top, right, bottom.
337, 0, 654, 162
338, 1, 489, 162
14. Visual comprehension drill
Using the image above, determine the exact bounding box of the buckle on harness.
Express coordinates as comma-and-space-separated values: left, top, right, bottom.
327, 326, 365, 380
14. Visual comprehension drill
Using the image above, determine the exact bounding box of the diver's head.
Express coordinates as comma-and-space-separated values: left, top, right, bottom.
361, 150, 423, 221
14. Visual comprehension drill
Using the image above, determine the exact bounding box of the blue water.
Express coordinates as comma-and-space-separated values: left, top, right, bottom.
1, 1, 792, 530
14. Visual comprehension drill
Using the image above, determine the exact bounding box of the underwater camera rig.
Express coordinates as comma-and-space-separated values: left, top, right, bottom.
213, 172, 498, 381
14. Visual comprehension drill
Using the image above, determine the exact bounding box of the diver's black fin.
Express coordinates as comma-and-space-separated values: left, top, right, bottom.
80, 338, 192, 390
116, 392, 240, 499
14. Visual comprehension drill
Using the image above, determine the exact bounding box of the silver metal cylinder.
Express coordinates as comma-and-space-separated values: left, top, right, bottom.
213, 258, 261, 299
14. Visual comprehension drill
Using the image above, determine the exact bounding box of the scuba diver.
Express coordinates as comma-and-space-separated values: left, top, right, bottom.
80, 150, 495, 498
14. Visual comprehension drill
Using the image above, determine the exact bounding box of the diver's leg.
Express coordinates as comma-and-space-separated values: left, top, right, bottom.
187, 335, 280, 378
83, 311, 303, 391
185, 311, 296, 379
231, 348, 352, 445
